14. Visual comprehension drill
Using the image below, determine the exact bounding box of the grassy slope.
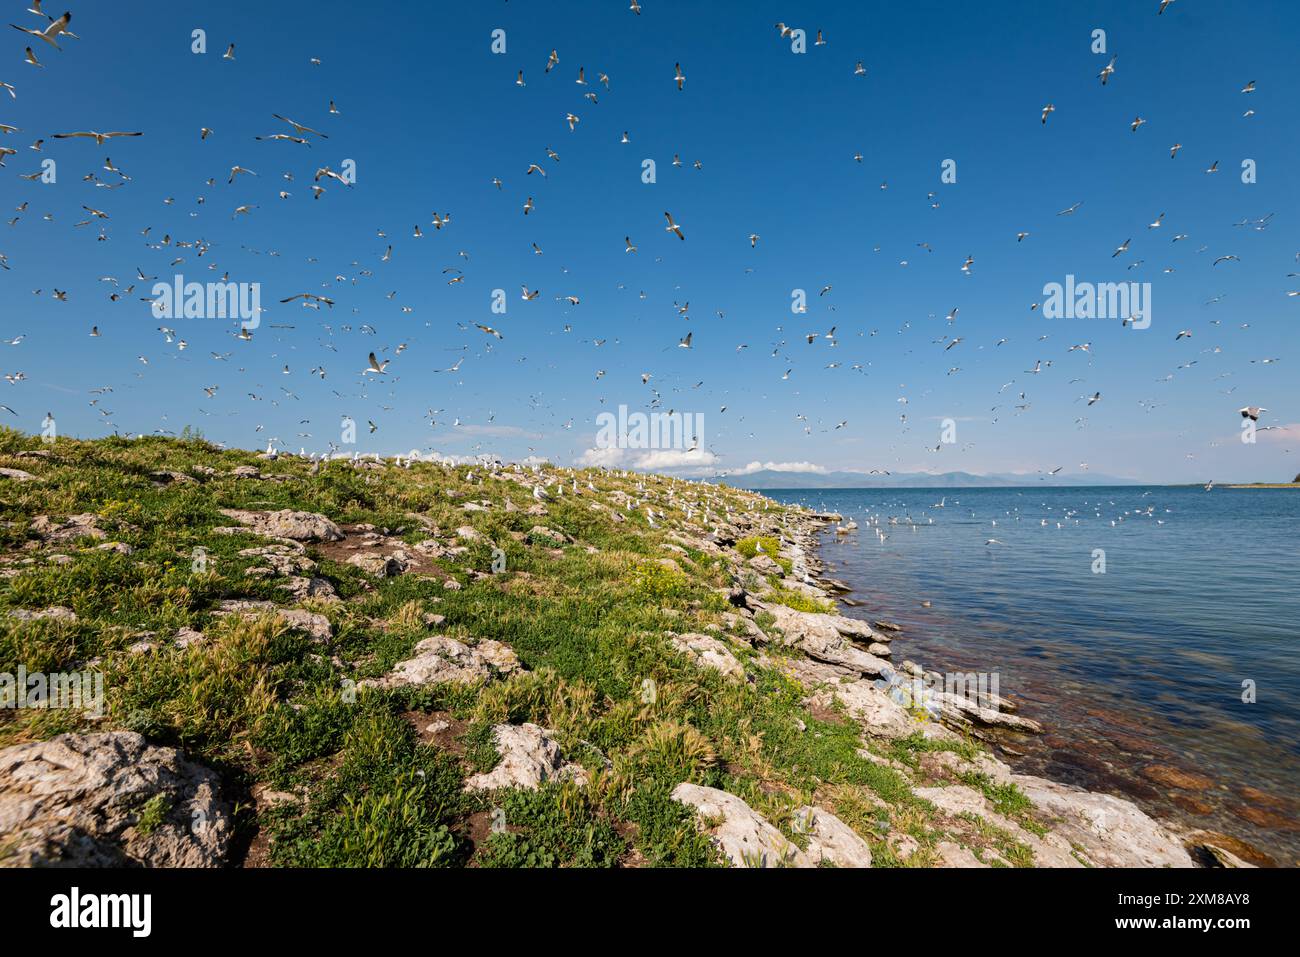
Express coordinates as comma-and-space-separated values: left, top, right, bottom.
0, 430, 1036, 868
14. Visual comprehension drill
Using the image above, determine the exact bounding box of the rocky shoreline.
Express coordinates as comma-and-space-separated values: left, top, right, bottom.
0, 444, 1265, 867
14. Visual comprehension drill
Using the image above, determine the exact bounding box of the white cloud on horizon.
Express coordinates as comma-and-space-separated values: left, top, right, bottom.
634, 448, 719, 470
576, 447, 627, 467
724, 460, 830, 476
575, 447, 719, 470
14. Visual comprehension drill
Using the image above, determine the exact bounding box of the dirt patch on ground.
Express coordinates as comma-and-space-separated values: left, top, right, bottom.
240, 827, 274, 868
403, 709, 470, 754
612, 819, 647, 868
460, 808, 531, 865
806, 699, 848, 726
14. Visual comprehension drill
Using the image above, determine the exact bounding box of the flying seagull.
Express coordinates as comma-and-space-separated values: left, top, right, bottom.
272, 113, 328, 139
10, 11, 71, 49
53, 131, 143, 145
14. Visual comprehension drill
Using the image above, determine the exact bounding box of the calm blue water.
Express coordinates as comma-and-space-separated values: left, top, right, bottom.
766, 486, 1300, 864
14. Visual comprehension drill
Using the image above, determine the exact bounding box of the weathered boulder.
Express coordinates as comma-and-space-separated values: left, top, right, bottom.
931, 690, 1042, 734
1011, 774, 1195, 868
1183, 830, 1267, 868
8, 605, 77, 623
347, 551, 411, 578
464, 723, 586, 792
670, 632, 744, 680
920, 748, 1014, 785
276, 608, 333, 641
782, 657, 954, 741
30, 513, 107, 544
748, 554, 784, 577
360, 636, 519, 690
794, 806, 874, 867
0, 467, 37, 482
0, 732, 231, 867
218, 508, 343, 542
672, 783, 811, 868
239, 543, 315, 577
278, 576, 339, 602
759, 604, 891, 678
172, 627, 207, 650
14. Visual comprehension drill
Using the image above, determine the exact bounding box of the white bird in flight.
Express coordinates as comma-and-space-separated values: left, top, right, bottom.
10, 10, 72, 49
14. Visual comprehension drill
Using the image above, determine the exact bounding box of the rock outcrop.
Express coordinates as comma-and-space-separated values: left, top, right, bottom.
213, 599, 333, 640
30, 513, 108, 544
0, 732, 231, 867
672, 783, 810, 868
756, 603, 891, 679
463, 723, 586, 791
672, 784, 875, 868
1010, 774, 1195, 868
360, 636, 520, 690
347, 551, 412, 578
218, 508, 344, 542
794, 805, 875, 867
670, 632, 745, 680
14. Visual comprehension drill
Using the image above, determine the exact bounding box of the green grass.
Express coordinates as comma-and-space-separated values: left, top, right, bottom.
134, 793, 171, 836
763, 586, 834, 615
477, 781, 625, 868
267, 708, 467, 867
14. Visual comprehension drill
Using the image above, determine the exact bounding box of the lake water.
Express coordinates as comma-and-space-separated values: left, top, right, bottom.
764, 485, 1300, 865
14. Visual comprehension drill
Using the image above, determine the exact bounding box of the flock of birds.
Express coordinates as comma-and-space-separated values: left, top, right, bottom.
827, 490, 1183, 552
0, 2, 1292, 485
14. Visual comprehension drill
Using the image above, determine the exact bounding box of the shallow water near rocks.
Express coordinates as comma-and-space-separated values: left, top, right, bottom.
765, 485, 1300, 865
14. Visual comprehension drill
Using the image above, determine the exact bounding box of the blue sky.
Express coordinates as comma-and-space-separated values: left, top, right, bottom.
1, 0, 1297, 483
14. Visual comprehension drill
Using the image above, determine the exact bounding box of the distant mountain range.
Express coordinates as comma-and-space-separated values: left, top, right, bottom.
717, 469, 1144, 490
